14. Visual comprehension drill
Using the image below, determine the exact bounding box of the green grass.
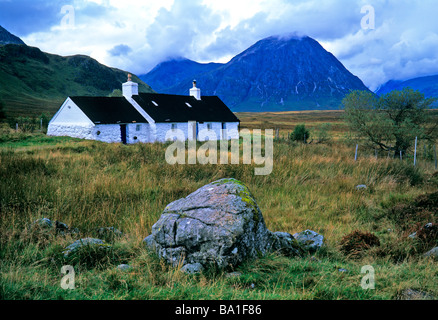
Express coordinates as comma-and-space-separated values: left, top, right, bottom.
1, 112, 437, 300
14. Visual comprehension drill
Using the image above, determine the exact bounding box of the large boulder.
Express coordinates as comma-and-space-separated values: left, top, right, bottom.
143, 178, 302, 270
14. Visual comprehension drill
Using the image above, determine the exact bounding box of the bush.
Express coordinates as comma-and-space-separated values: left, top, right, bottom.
339, 230, 380, 257
315, 123, 332, 144
290, 124, 310, 143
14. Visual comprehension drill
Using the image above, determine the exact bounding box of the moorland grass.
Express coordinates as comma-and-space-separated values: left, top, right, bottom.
0, 114, 437, 300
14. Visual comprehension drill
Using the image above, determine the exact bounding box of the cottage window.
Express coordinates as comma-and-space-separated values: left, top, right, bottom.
207, 123, 212, 130
171, 123, 177, 130
136, 124, 141, 131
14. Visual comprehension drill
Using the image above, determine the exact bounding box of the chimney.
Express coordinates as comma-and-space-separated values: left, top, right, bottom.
122, 73, 138, 98
189, 80, 201, 100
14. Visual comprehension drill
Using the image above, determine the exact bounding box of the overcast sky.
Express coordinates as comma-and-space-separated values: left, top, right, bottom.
1, 0, 437, 91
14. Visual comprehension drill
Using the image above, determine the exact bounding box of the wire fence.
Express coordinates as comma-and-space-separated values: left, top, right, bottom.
273, 127, 437, 169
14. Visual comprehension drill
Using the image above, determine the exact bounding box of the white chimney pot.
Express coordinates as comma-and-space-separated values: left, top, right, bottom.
189, 80, 201, 100
123, 74, 138, 98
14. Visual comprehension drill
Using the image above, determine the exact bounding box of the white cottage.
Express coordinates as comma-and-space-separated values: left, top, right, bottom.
47, 76, 240, 144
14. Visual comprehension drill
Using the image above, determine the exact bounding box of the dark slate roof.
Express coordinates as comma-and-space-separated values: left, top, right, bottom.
132, 93, 240, 123
69, 96, 147, 124
69, 94, 239, 124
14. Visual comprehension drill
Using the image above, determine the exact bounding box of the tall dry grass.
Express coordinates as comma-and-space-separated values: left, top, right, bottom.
1, 123, 437, 300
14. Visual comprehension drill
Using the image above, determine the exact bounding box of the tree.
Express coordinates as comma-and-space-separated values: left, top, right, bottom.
109, 89, 123, 97
342, 88, 437, 155
290, 124, 310, 143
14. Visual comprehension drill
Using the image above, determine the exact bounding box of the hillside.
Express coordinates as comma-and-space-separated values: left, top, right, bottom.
376, 75, 438, 106
140, 35, 371, 112
0, 44, 154, 118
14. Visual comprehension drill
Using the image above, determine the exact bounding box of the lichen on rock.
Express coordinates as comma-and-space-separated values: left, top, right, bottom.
144, 178, 302, 271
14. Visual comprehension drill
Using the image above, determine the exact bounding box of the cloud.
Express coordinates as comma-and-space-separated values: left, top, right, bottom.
323, 0, 438, 90
108, 44, 132, 57
2, 0, 438, 91
0, 0, 112, 35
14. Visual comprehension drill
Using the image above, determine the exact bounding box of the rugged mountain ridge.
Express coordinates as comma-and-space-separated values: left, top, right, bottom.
141, 35, 371, 111
0, 25, 25, 45
0, 29, 154, 117
376, 75, 438, 106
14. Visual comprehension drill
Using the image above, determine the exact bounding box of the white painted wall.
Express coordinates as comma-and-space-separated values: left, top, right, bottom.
160, 122, 240, 142
48, 97, 239, 144
47, 98, 95, 139
47, 123, 94, 140
126, 123, 152, 144
225, 122, 240, 140
93, 124, 122, 143
48, 98, 93, 126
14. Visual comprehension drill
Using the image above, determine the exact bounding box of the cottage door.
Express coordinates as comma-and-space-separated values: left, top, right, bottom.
120, 124, 127, 144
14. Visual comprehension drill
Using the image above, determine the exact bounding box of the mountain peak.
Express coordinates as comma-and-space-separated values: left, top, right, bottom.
264, 32, 309, 42
141, 34, 370, 111
0, 25, 25, 45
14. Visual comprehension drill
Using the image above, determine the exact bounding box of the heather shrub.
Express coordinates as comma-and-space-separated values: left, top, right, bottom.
339, 230, 380, 257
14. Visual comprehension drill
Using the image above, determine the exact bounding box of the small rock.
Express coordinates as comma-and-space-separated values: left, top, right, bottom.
97, 227, 123, 240
272, 232, 303, 257
293, 230, 324, 252
338, 268, 349, 273
408, 223, 434, 239
397, 288, 435, 300
250, 283, 255, 289
117, 264, 131, 271
356, 185, 367, 191
180, 263, 204, 274
309, 256, 321, 263
225, 272, 242, 278
55, 221, 69, 235
423, 247, 438, 260
70, 227, 80, 235
62, 238, 110, 258
32, 218, 53, 229
408, 232, 417, 239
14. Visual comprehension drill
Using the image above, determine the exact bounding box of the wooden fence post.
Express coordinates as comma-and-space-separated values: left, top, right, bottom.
355, 144, 359, 161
